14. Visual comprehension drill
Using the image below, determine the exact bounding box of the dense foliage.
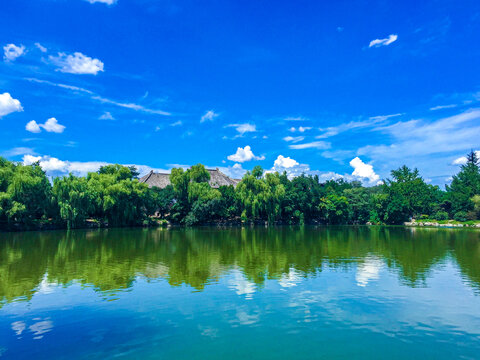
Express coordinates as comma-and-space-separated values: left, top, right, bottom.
0, 150, 479, 230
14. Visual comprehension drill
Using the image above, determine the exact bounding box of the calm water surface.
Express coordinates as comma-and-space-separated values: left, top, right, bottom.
1, 226, 480, 359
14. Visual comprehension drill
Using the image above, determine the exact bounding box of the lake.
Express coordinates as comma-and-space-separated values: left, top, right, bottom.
1, 226, 480, 359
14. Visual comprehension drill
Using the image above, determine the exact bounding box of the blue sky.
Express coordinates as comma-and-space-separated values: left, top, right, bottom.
1, 0, 479, 185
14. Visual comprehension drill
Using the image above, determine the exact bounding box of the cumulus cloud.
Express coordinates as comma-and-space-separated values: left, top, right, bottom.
26, 118, 66, 133
227, 145, 265, 162
170, 120, 182, 126
22, 154, 167, 177
283, 136, 304, 143
226, 123, 257, 136
49, 52, 104, 75
200, 110, 219, 123
0, 93, 23, 117
369, 34, 398, 48
99, 112, 114, 120
26, 120, 41, 133
269, 155, 310, 178
289, 141, 330, 150
42, 118, 65, 133
349, 157, 380, 184
85, 0, 117, 4
3, 44, 26, 62
274, 155, 299, 168
452, 150, 480, 165
219, 163, 247, 179
289, 126, 312, 133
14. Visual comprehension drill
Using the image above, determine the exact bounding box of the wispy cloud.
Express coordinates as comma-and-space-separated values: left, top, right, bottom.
284, 116, 307, 121
200, 110, 219, 123
225, 123, 257, 137
289, 141, 330, 150
429, 104, 457, 111
358, 109, 480, 166
1, 147, 35, 157
369, 34, 398, 48
25, 78, 171, 116
99, 111, 115, 120
317, 114, 401, 138
35, 43, 47, 53
85, 0, 117, 4
283, 136, 304, 143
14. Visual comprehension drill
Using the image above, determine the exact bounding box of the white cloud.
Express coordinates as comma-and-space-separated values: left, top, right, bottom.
274, 155, 299, 168
26, 118, 66, 133
269, 155, 310, 178
369, 34, 398, 48
430, 104, 457, 111
85, 0, 117, 4
227, 145, 265, 162
226, 123, 257, 136
289, 126, 312, 133
452, 150, 480, 165
2, 147, 35, 157
91, 95, 170, 115
284, 116, 307, 121
170, 120, 182, 126
43, 118, 66, 133
349, 157, 380, 184
200, 110, 219, 123
26, 120, 41, 133
49, 52, 104, 75
26, 78, 171, 116
219, 163, 247, 179
283, 136, 304, 143
359, 109, 480, 161
35, 43, 47, 53
317, 114, 401, 138
289, 141, 330, 150
99, 111, 114, 120
3, 44, 26, 62
0, 93, 23, 117
22, 154, 167, 177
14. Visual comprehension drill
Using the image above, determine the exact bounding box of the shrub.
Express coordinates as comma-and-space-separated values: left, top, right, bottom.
453, 211, 468, 222
466, 211, 478, 221
433, 211, 448, 221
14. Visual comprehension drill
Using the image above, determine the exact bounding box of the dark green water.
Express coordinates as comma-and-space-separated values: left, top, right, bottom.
1, 226, 480, 359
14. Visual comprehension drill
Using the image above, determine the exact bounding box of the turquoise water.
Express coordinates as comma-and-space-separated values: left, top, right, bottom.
1, 226, 480, 359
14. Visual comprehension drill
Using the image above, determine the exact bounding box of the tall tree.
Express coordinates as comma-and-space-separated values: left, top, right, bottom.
447, 150, 480, 215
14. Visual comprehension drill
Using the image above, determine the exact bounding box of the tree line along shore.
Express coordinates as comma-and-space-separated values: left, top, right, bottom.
0, 151, 479, 231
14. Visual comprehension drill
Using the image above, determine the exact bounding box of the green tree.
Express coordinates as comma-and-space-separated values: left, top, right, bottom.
447, 150, 480, 216
53, 175, 92, 229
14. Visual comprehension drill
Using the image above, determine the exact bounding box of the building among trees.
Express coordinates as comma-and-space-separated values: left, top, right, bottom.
139, 168, 240, 189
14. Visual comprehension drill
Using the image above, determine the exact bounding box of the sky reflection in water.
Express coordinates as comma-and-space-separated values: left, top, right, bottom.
1, 226, 479, 359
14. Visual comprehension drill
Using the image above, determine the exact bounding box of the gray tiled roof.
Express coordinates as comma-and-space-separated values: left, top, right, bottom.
139, 168, 240, 189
